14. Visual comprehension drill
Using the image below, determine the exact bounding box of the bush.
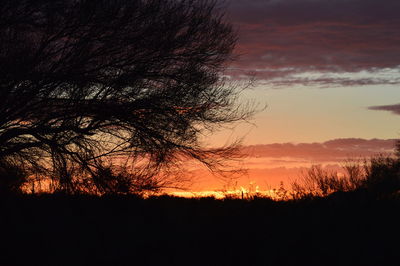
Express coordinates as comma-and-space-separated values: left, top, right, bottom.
0, 160, 27, 195
291, 161, 365, 198
291, 153, 400, 200
363, 156, 400, 197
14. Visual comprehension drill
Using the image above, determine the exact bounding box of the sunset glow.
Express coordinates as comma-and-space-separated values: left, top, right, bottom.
172, 0, 400, 195
2, 2, 399, 266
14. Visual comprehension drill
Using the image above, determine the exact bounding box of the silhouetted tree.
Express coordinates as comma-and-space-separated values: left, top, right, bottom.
363, 156, 400, 198
0, 0, 251, 194
395, 140, 400, 159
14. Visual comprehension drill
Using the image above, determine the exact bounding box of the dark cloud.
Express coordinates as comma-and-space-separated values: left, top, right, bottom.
242, 138, 396, 161
224, 0, 400, 86
368, 103, 400, 115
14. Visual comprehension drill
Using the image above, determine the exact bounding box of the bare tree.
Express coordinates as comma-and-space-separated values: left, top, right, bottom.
0, 0, 252, 194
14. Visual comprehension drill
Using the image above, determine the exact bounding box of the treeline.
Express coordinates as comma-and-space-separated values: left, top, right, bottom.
2, 142, 400, 201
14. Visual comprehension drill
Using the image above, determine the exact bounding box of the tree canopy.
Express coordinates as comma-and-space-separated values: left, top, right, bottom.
0, 0, 252, 194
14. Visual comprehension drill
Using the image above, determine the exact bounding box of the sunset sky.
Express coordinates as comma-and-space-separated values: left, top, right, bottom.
187, 0, 400, 192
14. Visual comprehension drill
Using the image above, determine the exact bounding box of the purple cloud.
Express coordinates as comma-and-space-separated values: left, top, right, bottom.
224, 0, 400, 86
368, 103, 400, 115
242, 138, 396, 161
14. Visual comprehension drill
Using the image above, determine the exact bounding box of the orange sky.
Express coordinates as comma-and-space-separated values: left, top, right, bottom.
178, 0, 400, 193
176, 138, 397, 193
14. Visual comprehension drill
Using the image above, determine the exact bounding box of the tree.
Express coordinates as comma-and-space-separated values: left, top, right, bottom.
0, 0, 252, 194
395, 140, 400, 159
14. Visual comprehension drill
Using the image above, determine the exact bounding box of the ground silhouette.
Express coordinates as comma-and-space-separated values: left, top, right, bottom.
1, 184, 399, 266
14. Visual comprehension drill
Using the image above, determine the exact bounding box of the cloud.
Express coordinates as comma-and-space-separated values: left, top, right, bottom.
242, 138, 396, 161
224, 0, 400, 87
184, 138, 397, 191
368, 103, 400, 115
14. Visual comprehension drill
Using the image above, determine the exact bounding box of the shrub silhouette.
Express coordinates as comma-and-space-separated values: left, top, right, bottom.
291, 161, 365, 198
291, 153, 400, 199
363, 156, 400, 197
91, 161, 159, 195
0, 159, 27, 195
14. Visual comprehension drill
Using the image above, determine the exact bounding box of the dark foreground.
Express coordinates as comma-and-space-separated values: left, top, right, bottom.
1, 192, 399, 266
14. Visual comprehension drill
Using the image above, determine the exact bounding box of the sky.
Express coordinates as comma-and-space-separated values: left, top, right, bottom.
187, 0, 400, 192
